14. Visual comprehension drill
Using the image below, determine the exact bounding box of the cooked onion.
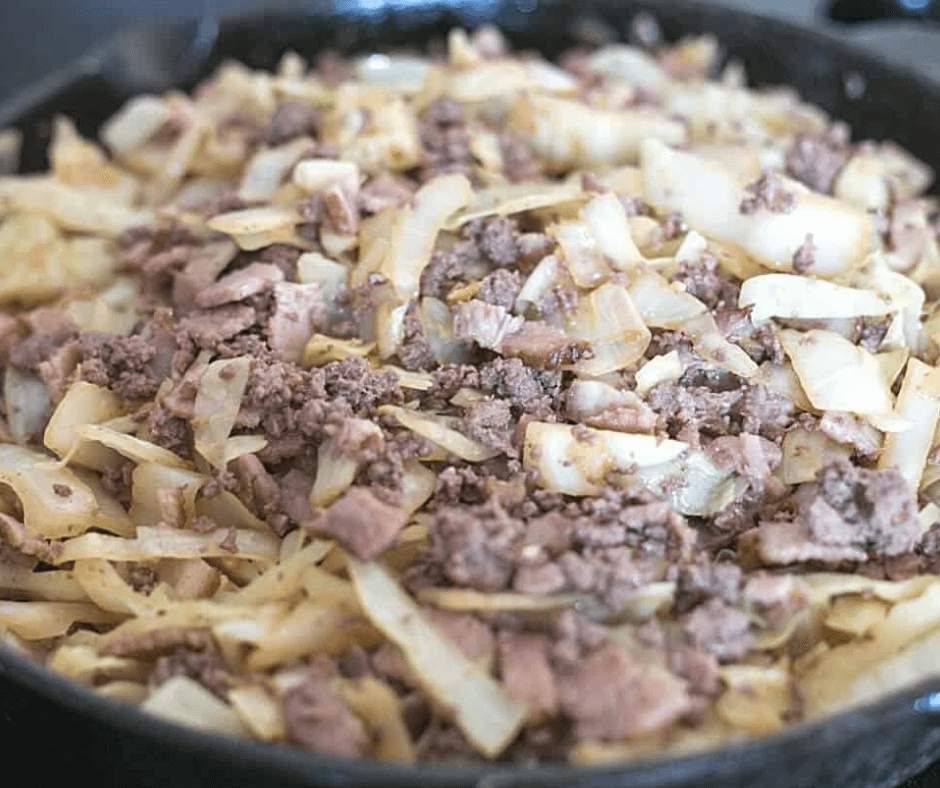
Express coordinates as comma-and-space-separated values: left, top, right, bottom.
740, 274, 897, 323
779, 329, 902, 429
192, 357, 253, 470
346, 557, 527, 757
510, 94, 686, 172
640, 139, 871, 277
523, 421, 736, 516
879, 359, 940, 491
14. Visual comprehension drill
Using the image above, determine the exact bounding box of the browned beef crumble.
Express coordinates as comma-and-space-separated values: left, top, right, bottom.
8, 325, 76, 372
0, 513, 63, 564
784, 122, 850, 194
672, 554, 743, 613
308, 486, 410, 560
197, 190, 260, 219
556, 641, 693, 741
397, 302, 438, 371
265, 101, 322, 145
420, 217, 553, 300
681, 598, 753, 662
499, 131, 541, 182
152, 642, 232, 698
426, 489, 693, 607
462, 399, 515, 455
647, 380, 794, 446
857, 316, 891, 353
739, 173, 797, 215
358, 173, 416, 214
746, 461, 921, 568
498, 632, 559, 723
477, 269, 522, 311
661, 211, 688, 239
78, 332, 167, 401
283, 675, 369, 757
672, 254, 741, 311
802, 461, 920, 556
418, 98, 474, 183
791, 233, 816, 273
477, 357, 564, 418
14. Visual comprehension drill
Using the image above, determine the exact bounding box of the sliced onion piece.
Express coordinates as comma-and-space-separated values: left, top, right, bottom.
0, 176, 155, 237
635, 351, 684, 395
0, 600, 121, 640
220, 538, 332, 605
0, 564, 87, 603
292, 158, 359, 194
640, 138, 871, 278
72, 558, 155, 616
5, 367, 50, 443
192, 357, 252, 471
510, 94, 686, 173
421, 296, 471, 365
379, 405, 499, 463
46, 644, 141, 684
206, 205, 299, 234
879, 359, 940, 491
522, 59, 579, 94
74, 423, 189, 469
239, 137, 314, 201
867, 260, 926, 353
754, 361, 814, 413
143, 675, 250, 737
418, 587, 587, 612
441, 60, 531, 102
739, 274, 896, 323
523, 421, 737, 516
311, 419, 383, 508
400, 461, 436, 515
100, 95, 175, 157
54, 526, 280, 565
515, 254, 561, 316
0, 443, 111, 539
780, 428, 853, 485
445, 181, 586, 231
338, 96, 422, 175
551, 219, 610, 288
580, 191, 644, 271
129, 463, 206, 529
565, 282, 650, 376
565, 379, 656, 433
377, 173, 473, 303
355, 54, 430, 94
778, 329, 901, 429
586, 45, 672, 96
835, 144, 935, 212
628, 272, 707, 329
346, 557, 527, 758
682, 312, 759, 379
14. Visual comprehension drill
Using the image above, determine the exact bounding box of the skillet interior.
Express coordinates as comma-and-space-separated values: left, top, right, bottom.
2, 1, 940, 786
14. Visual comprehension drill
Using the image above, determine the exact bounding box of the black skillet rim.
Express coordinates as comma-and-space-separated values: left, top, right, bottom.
1, 0, 940, 784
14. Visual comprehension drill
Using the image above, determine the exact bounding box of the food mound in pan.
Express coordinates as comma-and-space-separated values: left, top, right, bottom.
0, 23, 939, 766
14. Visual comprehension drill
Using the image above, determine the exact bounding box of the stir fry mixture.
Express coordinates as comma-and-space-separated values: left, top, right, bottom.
1, 23, 940, 766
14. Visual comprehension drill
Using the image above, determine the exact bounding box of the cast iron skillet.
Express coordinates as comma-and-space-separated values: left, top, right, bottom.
2, 1, 940, 786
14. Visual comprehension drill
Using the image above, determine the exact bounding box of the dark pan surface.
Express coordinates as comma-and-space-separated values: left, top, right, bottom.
2, 1, 940, 786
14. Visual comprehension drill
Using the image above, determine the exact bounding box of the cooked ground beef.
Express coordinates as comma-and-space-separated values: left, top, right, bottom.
739, 173, 797, 215
3, 28, 938, 770
784, 122, 850, 194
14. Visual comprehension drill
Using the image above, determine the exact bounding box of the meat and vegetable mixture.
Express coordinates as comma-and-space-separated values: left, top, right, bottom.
1, 21, 940, 766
